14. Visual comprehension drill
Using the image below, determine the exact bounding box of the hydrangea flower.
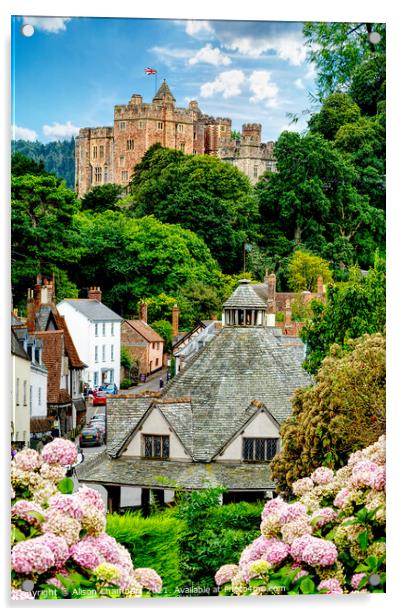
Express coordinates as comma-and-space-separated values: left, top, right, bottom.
11, 500, 45, 527
70, 541, 104, 569
11, 537, 55, 574
80, 503, 106, 536
301, 537, 338, 567
351, 460, 379, 489
310, 507, 338, 528
14, 449, 41, 471
42, 510, 81, 546
40, 533, 69, 569
310, 467, 334, 485
133, 568, 162, 594
215, 564, 239, 586
370, 466, 385, 491
48, 493, 83, 520
280, 502, 307, 524
40, 463, 66, 484
290, 534, 315, 562
42, 438, 77, 466
292, 477, 314, 496
351, 573, 367, 590
317, 577, 343, 594
281, 517, 313, 545
124, 578, 143, 598
76, 485, 105, 513
248, 559, 271, 577
11, 589, 34, 600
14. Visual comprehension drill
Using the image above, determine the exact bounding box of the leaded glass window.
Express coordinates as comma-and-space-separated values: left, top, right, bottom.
143, 435, 170, 459
242, 438, 278, 462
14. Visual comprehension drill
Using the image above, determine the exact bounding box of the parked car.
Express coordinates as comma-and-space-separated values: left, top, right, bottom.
88, 420, 106, 442
93, 390, 107, 406
79, 426, 103, 447
91, 413, 105, 422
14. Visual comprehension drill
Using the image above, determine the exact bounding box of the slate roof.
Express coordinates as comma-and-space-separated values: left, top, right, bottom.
153, 79, 176, 103
59, 299, 122, 322
34, 331, 71, 405
11, 328, 30, 360
124, 320, 163, 344
223, 280, 267, 309
76, 453, 276, 491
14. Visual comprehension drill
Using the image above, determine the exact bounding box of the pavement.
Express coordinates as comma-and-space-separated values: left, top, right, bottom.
127, 370, 170, 394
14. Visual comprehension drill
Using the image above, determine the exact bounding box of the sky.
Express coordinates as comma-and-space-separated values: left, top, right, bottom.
11, 16, 319, 143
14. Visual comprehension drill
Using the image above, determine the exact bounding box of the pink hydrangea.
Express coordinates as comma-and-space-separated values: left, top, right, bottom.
76, 485, 105, 513
11, 537, 55, 574
370, 465, 386, 491
80, 533, 121, 563
301, 537, 338, 567
351, 460, 379, 489
70, 541, 104, 570
215, 564, 239, 586
280, 503, 308, 524
310, 467, 334, 485
13, 449, 41, 471
42, 438, 77, 466
42, 510, 81, 546
281, 516, 312, 544
262, 537, 290, 565
290, 534, 314, 561
292, 477, 314, 496
334, 488, 351, 509
310, 507, 338, 528
351, 573, 367, 589
48, 493, 83, 520
261, 496, 287, 520
11, 589, 34, 600
291, 564, 309, 581
133, 568, 162, 594
317, 578, 343, 594
40, 533, 69, 569
11, 500, 45, 526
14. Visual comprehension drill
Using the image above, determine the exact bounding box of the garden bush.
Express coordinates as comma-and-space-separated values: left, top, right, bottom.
119, 378, 132, 390
106, 511, 185, 597
215, 435, 386, 595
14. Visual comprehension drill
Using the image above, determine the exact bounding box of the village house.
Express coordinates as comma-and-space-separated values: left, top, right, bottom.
11, 327, 31, 448
26, 276, 86, 434
121, 302, 164, 381
57, 287, 122, 390
77, 280, 312, 514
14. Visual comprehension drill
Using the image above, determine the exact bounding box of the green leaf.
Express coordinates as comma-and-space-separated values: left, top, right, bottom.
300, 577, 316, 595
358, 530, 369, 551
11, 526, 26, 543
57, 477, 74, 494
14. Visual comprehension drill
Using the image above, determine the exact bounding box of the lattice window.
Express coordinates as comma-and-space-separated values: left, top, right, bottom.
243, 438, 278, 462
127, 139, 134, 150
99, 145, 104, 158
94, 167, 102, 183
143, 435, 170, 459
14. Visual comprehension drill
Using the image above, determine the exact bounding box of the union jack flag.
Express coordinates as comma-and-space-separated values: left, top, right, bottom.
144, 67, 157, 75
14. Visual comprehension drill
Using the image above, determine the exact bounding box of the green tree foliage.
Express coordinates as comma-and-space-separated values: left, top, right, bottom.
303, 22, 386, 99
12, 138, 75, 188
270, 332, 386, 494
74, 211, 221, 318
130, 144, 258, 272
149, 320, 173, 352
349, 53, 386, 116
308, 93, 361, 141
11, 173, 82, 309
120, 346, 133, 370
256, 131, 383, 268
11, 152, 48, 177
139, 294, 178, 324
300, 255, 386, 374
287, 250, 333, 292
53, 267, 79, 302
80, 183, 123, 213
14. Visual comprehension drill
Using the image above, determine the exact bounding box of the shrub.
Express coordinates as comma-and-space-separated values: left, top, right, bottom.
11, 440, 162, 600
106, 511, 185, 597
119, 378, 132, 390
216, 435, 386, 595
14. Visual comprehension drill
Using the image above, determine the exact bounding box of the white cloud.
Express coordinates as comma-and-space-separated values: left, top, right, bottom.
42, 121, 79, 140
305, 62, 317, 80
189, 44, 231, 66
22, 17, 71, 33
294, 78, 304, 90
249, 71, 279, 108
185, 21, 214, 37
151, 46, 193, 61
12, 125, 38, 141
200, 70, 246, 99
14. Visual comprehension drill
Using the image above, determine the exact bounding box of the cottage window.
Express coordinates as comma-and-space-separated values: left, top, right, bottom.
143, 435, 170, 459
254, 166, 259, 178
16, 378, 20, 405
111, 323, 114, 336
155, 357, 159, 367
119, 156, 125, 167
111, 344, 114, 361
23, 380, 27, 406
104, 166, 108, 182
242, 438, 278, 462
95, 346, 98, 363
102, 323, 106, 336
138, 120, 145, 129
102, 345, 106, 362
179, 142, 185, 152
94, 372, 98, 386
95, 324, 99, 337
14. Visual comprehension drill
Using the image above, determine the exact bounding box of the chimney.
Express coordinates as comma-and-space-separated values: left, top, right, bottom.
267, 273, 276, 315
317, 275, 324, 296
139, 301, 148, 323
88, 286, 102, 302
26, 288, 36, 333
172, 304, 179, 340
285, 299, 292, 326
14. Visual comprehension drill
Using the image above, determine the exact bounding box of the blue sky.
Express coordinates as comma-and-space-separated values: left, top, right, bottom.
11, 16, 319, 143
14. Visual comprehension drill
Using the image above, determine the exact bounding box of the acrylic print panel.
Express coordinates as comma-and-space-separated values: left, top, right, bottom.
10, 15, 386, 601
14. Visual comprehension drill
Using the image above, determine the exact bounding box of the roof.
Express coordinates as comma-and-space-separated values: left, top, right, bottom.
11, 329, 30, 361
223, 280, 267, 309
76, 453, 276, 491
153, 79, 176, 103
34, 331, 72, 405
53, 312, 86, 369
59, 299, 122, 322
124, 320, 163, 344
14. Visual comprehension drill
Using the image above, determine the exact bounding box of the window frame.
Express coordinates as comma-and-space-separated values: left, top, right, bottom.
142, 434, 170, 460
242, 437, 278, 462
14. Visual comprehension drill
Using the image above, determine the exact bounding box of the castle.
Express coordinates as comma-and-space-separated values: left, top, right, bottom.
75, 80, 276, 196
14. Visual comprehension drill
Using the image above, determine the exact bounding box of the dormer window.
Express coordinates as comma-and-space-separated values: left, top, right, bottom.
143, 434, 170, 459
243, 437, 279, 462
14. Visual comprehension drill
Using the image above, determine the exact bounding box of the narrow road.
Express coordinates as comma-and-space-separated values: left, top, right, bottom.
127, 369, 170, 394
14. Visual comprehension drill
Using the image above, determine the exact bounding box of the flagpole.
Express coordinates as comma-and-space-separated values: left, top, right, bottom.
155, 72, 158, 95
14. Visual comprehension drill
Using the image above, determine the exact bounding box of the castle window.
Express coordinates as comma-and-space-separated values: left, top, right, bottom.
119, 121, 126, 130
157, 121, 163, 130
254, 166, 259, 178
92, 146, 98, 159
138, 120, 145, 129
143, 435, 170, 459
121, 170, 128, 181
243, 438, 279, 462
94, 167, 102, 183
119, 156, 126, 167
99, 145, 104, 158
127, 139, 134, 150
179, 143, 185, 152
176, 123, 184, 133
103, 167, 108, 182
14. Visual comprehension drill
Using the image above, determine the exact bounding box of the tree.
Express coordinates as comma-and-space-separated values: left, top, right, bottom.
300, 254, 386, 374
303, 22, 386, 99
130, 146, 258, 272
80, 183, 124, 213
308, 93, 361, 141
12, 139, 76, 188
11, 173, 82, 309
287, 250, 333, 292
149, 320, 173, 353
349, 53, 386, 116
74, 211, 222, 318
11, 152, 48, 177
270, 332, 385, 494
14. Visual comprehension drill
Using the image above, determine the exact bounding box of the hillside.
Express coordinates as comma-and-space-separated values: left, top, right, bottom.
11, 138, 75, 189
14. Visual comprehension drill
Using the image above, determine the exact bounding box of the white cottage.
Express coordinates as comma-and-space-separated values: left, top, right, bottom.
57, 288, 122, 390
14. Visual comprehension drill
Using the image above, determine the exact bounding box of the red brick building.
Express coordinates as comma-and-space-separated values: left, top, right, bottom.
121, 303, 164, 379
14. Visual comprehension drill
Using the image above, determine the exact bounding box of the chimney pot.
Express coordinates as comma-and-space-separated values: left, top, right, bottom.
88, 286, 102, 302
139, 301, 148, 323
172, 304, 179, 340
285, 299, 292, 326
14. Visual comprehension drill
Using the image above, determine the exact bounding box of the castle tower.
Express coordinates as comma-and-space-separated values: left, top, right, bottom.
241, 123, 262, 144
